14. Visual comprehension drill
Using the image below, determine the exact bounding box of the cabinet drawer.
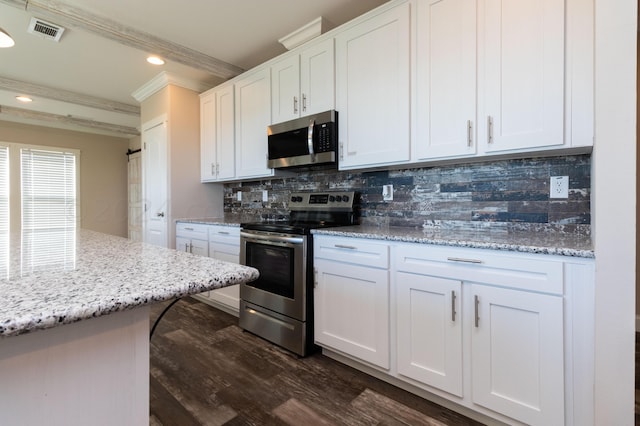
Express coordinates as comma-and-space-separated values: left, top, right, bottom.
176, 222, 209, 240
208, 225, 240, 244
314, 237, 389, 269
395, 244, 563, 295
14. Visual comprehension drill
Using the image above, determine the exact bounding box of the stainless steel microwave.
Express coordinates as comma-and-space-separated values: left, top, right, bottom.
267, 110, 338, 170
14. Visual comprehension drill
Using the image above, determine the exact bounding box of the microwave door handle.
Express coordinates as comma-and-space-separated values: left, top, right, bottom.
307, 118, 315, 162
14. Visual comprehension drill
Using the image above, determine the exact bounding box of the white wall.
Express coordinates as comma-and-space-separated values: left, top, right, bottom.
593, 0, 637, 423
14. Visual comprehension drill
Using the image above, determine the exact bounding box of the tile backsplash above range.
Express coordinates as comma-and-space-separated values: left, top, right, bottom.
223, 155, 591, 236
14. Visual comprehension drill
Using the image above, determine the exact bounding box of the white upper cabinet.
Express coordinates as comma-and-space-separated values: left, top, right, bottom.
200, 83, 235, 182
478, 0, 565, 152
234, 68, 274, 179
414, 0, 477, 160
271, 38, 335, 124
336, 3, 411, 170
200, 91, 216, 182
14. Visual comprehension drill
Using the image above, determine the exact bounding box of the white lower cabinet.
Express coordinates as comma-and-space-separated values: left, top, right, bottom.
470, 284, 564, 426
396, 273, 463, 397
314, 235, 588, 425
175, 223, 209, 257
207, 225, 241, 315
313, 237, 390, 369
175, 222, 241, 315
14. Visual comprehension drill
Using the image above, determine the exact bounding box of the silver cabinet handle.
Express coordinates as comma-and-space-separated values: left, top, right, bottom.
339, 142, 344, 160
156, 212, 165, 217
334, 244, 357, 250
487, 116, 494, 144
451, 290, 457, 322
211, 163, 215, 176
293, 96, 298, 114
189, 242, 194, 254
313, 267, 318, 288
302, 93, 307, 112
217, 231, 230, 235
467, 120, 473, 147
447, 257, 483, 264
184, 227, 194, 231
184, 242, 189, 252
474, 295, 480, 327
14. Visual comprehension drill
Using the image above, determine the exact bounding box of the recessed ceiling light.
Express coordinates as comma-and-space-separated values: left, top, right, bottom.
147, 56, 165, 65
16, 96, 33, 103
0, 27, 15, 48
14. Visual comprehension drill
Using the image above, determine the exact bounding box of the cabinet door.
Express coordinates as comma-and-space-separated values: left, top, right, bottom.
235, 68, 273, 179
216, 85, 236, 180
314, 259, 389, 369
396, 273, 463, 397
336, 3, 411, 169
200, 91, 217, 181
480, 0, 565, 152
300, 38, 335, 116
190, 238, 209, 257
414, 0, 476, 160
175, 236, 191, 253
271, 55, 300, 124
471, 284, 564, 425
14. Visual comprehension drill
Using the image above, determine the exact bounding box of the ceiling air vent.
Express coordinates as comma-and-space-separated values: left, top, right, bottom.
28, 17, 65, 42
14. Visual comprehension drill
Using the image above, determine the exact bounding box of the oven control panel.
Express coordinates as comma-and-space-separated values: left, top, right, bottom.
289, 191, 356, 211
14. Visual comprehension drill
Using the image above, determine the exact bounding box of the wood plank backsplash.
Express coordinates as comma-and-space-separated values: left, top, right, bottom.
223, 155, 591, 235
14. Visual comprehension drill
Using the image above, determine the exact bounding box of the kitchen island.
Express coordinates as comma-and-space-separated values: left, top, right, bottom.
0, 229, 258, 425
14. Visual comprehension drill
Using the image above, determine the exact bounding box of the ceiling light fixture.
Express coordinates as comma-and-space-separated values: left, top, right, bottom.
146, 56, 165, 65
0, 27, 15, 48
16, 96, 33, 103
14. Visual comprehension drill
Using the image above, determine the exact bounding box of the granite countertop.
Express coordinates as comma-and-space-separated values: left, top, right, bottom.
313, 225, 594, 258
0, 229, 259, 338
176, 214, 259, 227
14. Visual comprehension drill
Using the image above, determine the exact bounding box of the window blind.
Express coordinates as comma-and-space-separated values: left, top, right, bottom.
21, 148, 77, 231
20, 148, 77, 272
0, 146, 8, 278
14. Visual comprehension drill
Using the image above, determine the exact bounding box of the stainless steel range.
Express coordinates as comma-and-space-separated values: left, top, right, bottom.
239, 191, 358, 356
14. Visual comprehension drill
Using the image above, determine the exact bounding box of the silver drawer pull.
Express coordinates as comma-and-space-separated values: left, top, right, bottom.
184, 227, 194, 231
217, 231, 230, 235
447, 257, 483, 264
334, 244, 357, 250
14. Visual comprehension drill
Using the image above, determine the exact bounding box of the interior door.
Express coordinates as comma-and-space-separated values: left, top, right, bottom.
143, 119, 168, 247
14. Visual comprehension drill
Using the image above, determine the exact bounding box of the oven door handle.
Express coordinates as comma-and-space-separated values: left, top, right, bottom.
240, 231, 304, 245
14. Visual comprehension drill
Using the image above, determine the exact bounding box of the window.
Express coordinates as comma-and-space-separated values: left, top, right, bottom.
21, 148, 77, 231
0, 143, 80, 274
20, 147, 78, 272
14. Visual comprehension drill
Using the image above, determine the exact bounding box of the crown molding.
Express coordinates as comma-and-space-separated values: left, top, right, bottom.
131, 72, 212, 103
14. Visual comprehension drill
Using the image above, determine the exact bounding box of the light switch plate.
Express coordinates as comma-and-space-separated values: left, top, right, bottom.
550, 176, 569, 199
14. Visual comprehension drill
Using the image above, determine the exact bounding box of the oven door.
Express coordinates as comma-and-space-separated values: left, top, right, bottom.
239, 230, 307, 321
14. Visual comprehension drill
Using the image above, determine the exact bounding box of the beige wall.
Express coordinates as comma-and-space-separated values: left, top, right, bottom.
139, 84, 224, 248
0, 120, 130, 237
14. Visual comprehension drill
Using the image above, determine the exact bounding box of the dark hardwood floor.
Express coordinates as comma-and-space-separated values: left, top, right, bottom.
149, 297, 484, 425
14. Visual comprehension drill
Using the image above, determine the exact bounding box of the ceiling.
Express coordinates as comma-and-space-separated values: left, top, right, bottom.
0, 0, 388, 138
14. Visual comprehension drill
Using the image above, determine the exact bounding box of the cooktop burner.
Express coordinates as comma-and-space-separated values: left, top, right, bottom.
241, 191, 358, 235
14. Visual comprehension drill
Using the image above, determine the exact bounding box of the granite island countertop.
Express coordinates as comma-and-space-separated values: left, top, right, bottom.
0, 229, 259, 338
313, 224, 594, 258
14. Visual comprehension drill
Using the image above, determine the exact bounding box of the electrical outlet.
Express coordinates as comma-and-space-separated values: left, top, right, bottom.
382, 184, 393, 201
262, 190, 269, 202
236, 191, 242, 201
550, 176, 569, 199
